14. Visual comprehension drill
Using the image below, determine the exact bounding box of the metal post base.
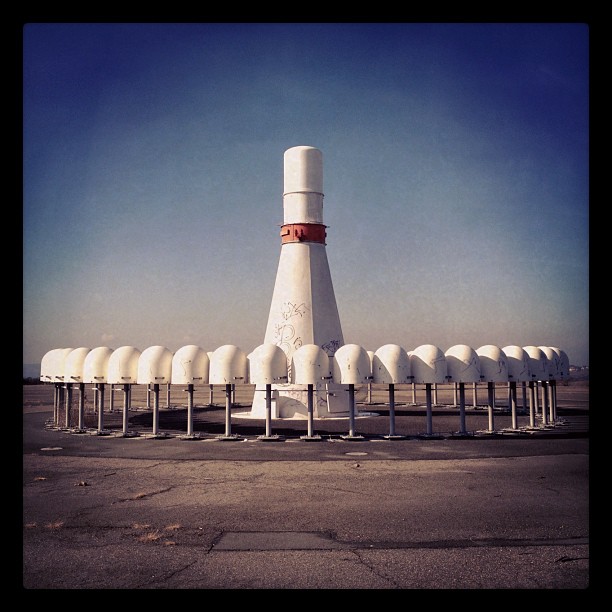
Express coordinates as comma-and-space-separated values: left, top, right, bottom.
178, 433, 203, 441
91, 429, 113, 436
216, 434, 244, 441
70, 428, 90, 434
340, 434, 365, 441
451, 431, 473, 438
257, 435, 285, 442
300, 434, 323, 441
142, 432, 172, 439
382, 434, 406, 440
116, 431, 140, 438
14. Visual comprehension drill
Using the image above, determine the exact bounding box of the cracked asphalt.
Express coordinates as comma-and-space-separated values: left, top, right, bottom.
21, 384, 590, 590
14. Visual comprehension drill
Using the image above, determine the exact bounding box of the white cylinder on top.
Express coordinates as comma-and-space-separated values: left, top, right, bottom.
283, 146, 324, 224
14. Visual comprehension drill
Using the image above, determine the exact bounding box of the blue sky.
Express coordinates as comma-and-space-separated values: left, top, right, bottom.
23, 22, 589, 366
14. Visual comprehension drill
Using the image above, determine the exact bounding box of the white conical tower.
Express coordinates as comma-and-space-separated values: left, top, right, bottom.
250, 146, 346, 418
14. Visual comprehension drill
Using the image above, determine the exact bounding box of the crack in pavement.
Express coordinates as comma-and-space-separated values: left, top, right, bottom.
350, 549, 402, 588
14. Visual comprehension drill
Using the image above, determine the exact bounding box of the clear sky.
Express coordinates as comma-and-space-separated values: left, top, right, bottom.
23, 22, 589, 367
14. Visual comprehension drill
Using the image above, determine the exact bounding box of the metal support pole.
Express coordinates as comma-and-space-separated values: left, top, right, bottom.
209, 384, 214, 406
146, 384, 151, 409
425, 383, 433, 435
217, 383, 241, 440
127, 384, 132, 410
58, 384, 65, 427
166, 383, 171, 409
487, 382, 495, 432
432, 383, 438, 406
109, 383, 114, 413
341, 384, 364, 440
300, 383, 321, 441
348, 384, 356, 436
122, 384, 131, 436
388, 383, 396, 436
225, 383, 232, 436
367, 382, 372, 404
528, 381, 536, 428
152, 383, 160, 436
521, 381, 527, 413
411, 382, 416, 405
472, 382, 478, 408
97, 383, 105, 433
187, 383, 194, 436
65, 383, 72, 429
55, 385, 59, 426
91, 385, 97, 418
540, 381, 549, 426
510, 381, 518, 430
307, 384, 314, 437
265, 383, 272, 437
533, 380, 539, 416
453, 382, 458, 407
457, 382, 467, 435
258, 384, 283, 441
53, 384, 59, 427
308, 384, 314, 438
548, 380, 555, 423
383, 383, 404, 439
77, 383, 85, 430
551, 380, 558, 423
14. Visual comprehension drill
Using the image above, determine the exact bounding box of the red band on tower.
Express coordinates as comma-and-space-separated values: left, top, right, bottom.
280, 223, 327, 244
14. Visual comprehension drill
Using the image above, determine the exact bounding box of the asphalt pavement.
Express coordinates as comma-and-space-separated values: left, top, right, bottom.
21, 395, 590, 591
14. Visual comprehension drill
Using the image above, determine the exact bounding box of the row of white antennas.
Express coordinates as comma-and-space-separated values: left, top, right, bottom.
40, 342, 569, 441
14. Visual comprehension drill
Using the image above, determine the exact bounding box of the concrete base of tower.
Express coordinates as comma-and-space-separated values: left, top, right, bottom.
248, 383, 359, 419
